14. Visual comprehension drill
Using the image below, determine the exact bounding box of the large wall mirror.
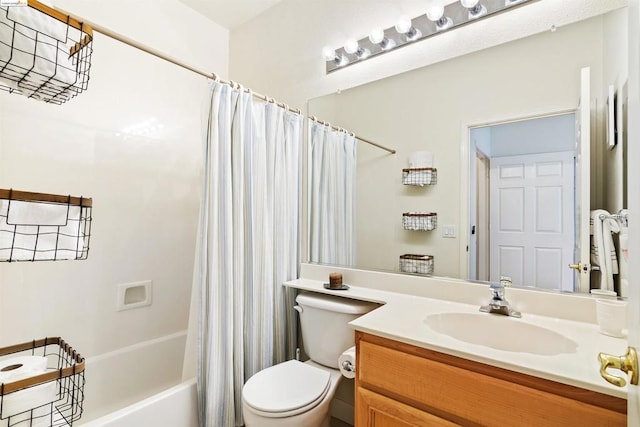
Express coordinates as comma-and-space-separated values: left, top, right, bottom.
307, 6, 629, 295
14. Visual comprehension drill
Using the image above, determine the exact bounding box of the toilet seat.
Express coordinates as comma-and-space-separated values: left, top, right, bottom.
242, 360, 331, 418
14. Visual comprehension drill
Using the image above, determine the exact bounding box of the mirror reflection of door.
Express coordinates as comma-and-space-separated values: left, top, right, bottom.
469, 113, 577, 292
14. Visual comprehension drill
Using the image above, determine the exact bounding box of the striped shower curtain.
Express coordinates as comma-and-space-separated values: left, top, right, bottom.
193, 81, 302, 426
307, 120, 357, 266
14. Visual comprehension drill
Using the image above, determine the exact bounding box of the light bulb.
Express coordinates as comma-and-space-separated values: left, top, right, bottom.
426, 3, 452, 30
369, 28, 385, 44
322, 46, 348, 66
426, 5, 444, 22
322, 46, 336, 61
369, 28, 396, 50
344, 39, 370, 59
395, 17, 412, 34
344, 39, 359, 54
461, 0, 486, 18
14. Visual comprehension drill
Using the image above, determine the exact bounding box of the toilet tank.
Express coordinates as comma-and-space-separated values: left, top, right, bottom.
295, 292, 379, 369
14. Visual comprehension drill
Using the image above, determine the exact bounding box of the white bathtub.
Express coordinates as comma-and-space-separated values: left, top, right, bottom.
75, 331, 195, 426
79, 379, 198, 427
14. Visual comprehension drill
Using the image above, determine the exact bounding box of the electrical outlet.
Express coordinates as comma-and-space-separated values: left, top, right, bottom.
442, 225, 457, 238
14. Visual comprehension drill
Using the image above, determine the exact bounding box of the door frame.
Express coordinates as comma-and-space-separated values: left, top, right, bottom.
473, 149, 490, 281
459, 109, 577, 280
626, 0, 639, 421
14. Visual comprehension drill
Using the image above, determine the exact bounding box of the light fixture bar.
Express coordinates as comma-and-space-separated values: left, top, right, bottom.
325, 0, 537, 73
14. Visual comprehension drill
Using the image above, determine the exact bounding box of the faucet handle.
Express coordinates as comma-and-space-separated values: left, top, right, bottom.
489, 282, 505, 299
500, 276, 513, 287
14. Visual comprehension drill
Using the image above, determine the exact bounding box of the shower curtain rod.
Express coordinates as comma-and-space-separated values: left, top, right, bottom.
53, 5, 396, 155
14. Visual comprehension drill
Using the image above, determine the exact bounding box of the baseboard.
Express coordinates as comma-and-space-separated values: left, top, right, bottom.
330, 398, 354, 426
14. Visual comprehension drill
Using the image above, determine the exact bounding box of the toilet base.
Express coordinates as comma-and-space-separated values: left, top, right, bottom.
243, 401, 331, 427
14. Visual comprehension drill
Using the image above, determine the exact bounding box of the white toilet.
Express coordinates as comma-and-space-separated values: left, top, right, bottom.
242, 292, 378, 427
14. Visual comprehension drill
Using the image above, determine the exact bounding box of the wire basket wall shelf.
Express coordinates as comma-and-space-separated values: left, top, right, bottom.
0, 189, 92, 262
0, 337, 85, 427
402, 212, 437, 231
0, 0, 93, 104
399, 254, 434, 275
402, 167, 437, 186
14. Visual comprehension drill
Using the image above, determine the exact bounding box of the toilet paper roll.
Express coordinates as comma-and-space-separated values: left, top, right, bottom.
0, 356, 57, 419
0, 356, 47, 381
338, 346, 356, 379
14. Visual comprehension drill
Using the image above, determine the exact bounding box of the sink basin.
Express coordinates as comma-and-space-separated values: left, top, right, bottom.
424, 312, 578, 356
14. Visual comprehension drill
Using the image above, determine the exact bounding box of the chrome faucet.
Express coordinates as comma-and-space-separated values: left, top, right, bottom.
479, 279, 521, 318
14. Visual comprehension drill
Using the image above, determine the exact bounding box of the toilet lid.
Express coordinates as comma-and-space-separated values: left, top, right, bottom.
242, 360, 330, 415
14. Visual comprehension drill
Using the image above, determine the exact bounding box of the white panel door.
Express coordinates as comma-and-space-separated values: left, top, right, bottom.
490, 151, 575, 291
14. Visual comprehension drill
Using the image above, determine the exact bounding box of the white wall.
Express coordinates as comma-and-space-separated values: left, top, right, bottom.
0, 0, 227, 412
229, 0, 626, 108
489, 114, 575, 157
230, 0, 626, 276
307, 16, 605, 277
602, 7, 629, 213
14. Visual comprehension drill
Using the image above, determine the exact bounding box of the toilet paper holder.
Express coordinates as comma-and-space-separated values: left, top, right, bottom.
0, 337, 85, 426
341, 360, 354, 373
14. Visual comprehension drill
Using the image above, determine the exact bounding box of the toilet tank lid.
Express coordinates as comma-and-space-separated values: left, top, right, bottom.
296, 292, 379, 314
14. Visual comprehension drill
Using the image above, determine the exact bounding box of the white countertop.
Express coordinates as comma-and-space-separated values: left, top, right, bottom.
284, 278, 629, 399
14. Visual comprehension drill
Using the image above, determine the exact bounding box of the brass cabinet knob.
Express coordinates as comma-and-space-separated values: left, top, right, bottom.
598, 347, 638, 387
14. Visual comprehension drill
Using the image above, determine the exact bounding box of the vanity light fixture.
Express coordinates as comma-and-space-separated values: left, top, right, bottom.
426, 4, 452, 31
323, 0, 535, 73
322, 46, 348, 67
369, 28, 396, 50
395, 17, 422, 41
344, 39, 371, 59
460, 0, 487, 19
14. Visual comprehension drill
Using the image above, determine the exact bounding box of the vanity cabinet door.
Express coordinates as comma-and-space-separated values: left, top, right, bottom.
355, 331, 626, 427
356, 387, 457, 427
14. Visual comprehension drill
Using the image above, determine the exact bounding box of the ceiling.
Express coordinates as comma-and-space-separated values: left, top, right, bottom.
179, 0, 284, 29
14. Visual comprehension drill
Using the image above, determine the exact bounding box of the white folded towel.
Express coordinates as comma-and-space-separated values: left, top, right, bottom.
0, 199, 84, 261
409, 151, 433, 168
590, 209, 619, 293
0, 5, 79, 99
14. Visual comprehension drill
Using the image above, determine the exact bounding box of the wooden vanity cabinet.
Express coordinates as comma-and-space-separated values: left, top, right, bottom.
355, 332, 626, 427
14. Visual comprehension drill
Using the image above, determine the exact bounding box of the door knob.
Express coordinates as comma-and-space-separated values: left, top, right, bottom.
598, 347, 638, 387
569, 263, 588, 272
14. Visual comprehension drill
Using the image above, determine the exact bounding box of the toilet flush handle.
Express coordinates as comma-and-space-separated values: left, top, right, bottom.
293, 305, 303, 314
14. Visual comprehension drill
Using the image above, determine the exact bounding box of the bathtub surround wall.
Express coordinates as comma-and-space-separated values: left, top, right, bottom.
0, 0, 228, 420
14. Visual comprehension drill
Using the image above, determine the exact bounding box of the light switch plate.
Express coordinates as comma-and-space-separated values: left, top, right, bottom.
443, 225, 457, 238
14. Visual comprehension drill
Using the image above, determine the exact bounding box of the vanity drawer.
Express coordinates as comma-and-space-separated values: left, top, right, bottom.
356, 386, 457, 426
356, 332, 626, 426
